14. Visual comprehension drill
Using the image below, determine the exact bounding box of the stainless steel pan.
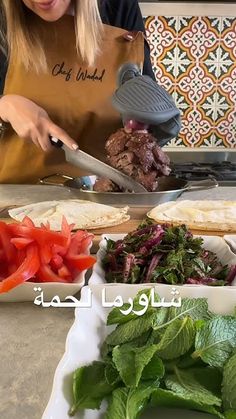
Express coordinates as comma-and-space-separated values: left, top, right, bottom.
39, 174, 218, 207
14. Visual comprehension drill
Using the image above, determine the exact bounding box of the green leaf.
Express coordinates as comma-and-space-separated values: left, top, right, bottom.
151, 388, 225, 419
112, 344, 159, 387
156, 317, 195, 360
153, 298, 211, 332
225, 411, 236, 419
142, 352, 165, 381
180, 367, 222, 396
101, 341, 113, 362
107, 289, 157, 326
105, 384, 155, 419
69, 361, 115, 415
106, 311, 156, 346
192, 316, 236, 367
222, 353, 236, 410
165, 368, 222, 407
105, 363, 120, 386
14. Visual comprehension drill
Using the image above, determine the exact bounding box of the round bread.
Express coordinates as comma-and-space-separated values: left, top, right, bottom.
147, 200, 236, 232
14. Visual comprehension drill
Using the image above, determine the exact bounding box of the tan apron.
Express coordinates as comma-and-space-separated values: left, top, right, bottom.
0, 15, 144, 183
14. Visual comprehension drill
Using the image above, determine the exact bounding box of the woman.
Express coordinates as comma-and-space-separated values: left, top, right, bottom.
0, 0, 154, 184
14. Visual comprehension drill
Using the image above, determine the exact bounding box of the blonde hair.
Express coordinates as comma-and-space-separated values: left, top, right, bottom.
0, 0, 103, 72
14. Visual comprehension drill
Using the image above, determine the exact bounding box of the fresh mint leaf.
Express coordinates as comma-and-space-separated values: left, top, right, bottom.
153, 298, 211, 331
69, 361, 115, 415
105, 384, 155, 419
224, 411, 236, 419
192, 316, 236, 367
168, 297, 211, 322
105, 363, 120, 386
142, 352, 165, 381
101, 341, 113, 362
107, 289, 157, 326
112, 344, 159, 387
156, 317, 195, 360
163, 354, 201, 373
151, 388, 225, 419
222, 353, 236, 410
195, 319, 207, 330
179, 367, 222, 396
106, 312, 156, 346
165, 368, 222, 407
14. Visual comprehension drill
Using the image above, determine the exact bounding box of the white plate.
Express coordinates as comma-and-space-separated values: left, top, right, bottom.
224, 235, 236, 254
89, 234, 236, 287
43, 284, 236, 419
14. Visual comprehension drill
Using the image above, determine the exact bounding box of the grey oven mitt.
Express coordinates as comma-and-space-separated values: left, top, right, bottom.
112, 63, 181, 147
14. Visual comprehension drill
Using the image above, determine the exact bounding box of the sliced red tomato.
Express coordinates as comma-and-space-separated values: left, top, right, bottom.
11, 237, 34, 250
0, 244, 40, 294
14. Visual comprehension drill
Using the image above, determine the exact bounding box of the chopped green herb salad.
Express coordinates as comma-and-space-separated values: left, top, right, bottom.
102, 221, 236, 285
69, 289, 236, 418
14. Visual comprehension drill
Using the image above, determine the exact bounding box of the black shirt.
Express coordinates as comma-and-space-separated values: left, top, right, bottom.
0, 0, 154, 94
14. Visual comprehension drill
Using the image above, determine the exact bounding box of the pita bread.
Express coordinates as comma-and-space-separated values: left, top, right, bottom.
147, 200, 236, 232
9, 200, 130, 231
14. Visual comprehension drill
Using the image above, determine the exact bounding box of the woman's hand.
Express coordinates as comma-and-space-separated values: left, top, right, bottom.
0, 95, 78, 152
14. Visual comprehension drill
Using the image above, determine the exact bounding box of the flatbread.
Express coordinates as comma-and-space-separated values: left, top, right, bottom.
9, 200, 130, 231
147, 200, 236, 232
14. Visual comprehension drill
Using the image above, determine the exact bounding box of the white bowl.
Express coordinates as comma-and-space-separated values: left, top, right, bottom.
224, 235, 236, 254
0, 274, 85, 303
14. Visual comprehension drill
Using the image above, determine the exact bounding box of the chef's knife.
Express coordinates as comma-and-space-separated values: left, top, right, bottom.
50, 137, 147, 193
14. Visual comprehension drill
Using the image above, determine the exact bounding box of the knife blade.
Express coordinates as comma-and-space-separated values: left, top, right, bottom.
50, 137, 147, 193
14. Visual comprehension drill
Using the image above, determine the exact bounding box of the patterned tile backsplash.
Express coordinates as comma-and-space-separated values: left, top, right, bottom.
144, 16, 236, 148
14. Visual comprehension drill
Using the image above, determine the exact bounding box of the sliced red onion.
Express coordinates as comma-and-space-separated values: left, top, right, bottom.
124, 120, 149, 133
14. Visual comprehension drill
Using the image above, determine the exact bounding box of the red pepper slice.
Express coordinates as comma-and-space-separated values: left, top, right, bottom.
50, 254, 64, 271
58, 264, 72, 281
66, 254, 96, 271
37, 264, 67, 283
0, 249, 5, 261
0, 244, 40, 294
11, 237, 34, 250
8, 224, 68, 247
22, 216, 35, 228
0, 221, 17, 262
65, 231, 90, 259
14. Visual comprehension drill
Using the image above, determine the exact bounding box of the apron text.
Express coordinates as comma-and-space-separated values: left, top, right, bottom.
52, 62, 106, 82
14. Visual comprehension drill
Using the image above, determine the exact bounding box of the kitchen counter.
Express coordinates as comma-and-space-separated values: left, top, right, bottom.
0, 186, 235, 419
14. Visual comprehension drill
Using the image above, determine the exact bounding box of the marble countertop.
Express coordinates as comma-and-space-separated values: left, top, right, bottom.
0, 186, 235, 419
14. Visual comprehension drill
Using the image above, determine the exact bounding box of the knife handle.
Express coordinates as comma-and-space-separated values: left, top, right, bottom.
49, 136, 63, 148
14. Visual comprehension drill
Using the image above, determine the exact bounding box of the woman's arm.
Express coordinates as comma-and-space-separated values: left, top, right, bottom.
100, 0, 155, 80
0, 95, 78, 151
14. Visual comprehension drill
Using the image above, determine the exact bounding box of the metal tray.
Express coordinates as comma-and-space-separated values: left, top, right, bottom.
39, 175, 218, 207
